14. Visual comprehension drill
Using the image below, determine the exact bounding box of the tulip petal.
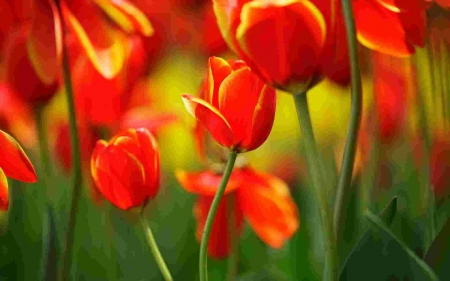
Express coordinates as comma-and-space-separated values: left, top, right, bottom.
93, 145, 146, 210
375, 0, 429, 12
93, 0, 154, 36
0, 130, 37, 183
241, 85, 276, 152
218, 68, 263, 145
238, 169, 299, 248
175, 169, 243, 196
213, 0, 250, 54
436, 0, 450, 9
61, 0, 125, 78
27, 0, 62, 85
236, 0, 326, 92
135, 128, 160, 198
205, 57, 233, 108
353, 0, 418, 57
194, 194, 244, 258
0, 168, 9, 211
182, 94, 234, 148
91, 140, 108, 185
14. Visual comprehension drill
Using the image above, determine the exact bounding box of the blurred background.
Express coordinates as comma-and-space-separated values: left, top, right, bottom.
0, 0, 449, 280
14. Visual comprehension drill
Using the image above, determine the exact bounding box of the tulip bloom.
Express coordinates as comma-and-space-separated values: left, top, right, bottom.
0, 130, 38, 210
176, 166, 299, 258
182, 57, 276, 153
91, 128, 160, 210
213, 0, 353, 92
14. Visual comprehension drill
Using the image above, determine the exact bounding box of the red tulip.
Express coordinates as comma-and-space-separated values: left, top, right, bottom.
3, 25, 58, 105
373, 52, 411, 142
435, 0, 450, 8
0, 130, 38, 210
353, 0, 427, 57
182, 57, 276, 153
176, 166, 299, 258
91, 128, 160, 210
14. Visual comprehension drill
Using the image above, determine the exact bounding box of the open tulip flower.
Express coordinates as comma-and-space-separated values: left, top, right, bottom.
176, 165, 299, 258
0, 130, 38, 211
91, 128, 160, 210
182, 57, 276, 153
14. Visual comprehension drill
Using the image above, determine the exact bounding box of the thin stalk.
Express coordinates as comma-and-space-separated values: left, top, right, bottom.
293, 94, 337, 281
35, 106, 53, 199
56, 3, 84, 280
140, 208, 173, 281
200, 152, 237, 281
227, 195, 238, 281
334, 0, 363, 251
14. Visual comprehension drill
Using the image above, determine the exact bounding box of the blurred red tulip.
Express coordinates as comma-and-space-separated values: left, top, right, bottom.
353, 0, 427, 57
373, 52, 411, 142
176, 166, 299, 258
91, 128, 160, 210
3, 25, 58, 105
0, 82, 36, 148
71, 33, 148, 126
213, 0, 331, 93
435, 0, 450, 9
0, 130, 38, 211
200, 3, 229, 56
182, 57, 276, 153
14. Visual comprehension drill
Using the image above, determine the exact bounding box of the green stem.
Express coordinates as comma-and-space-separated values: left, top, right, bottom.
200, 152, 237, 281
293, 94, 337, 281
227, 195, 238, 281
35, 106, 53, 200
57, 3, 83, 280
140, 208, 173, 281
334, 0, 363, 251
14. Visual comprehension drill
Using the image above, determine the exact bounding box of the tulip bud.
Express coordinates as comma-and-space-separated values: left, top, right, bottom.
182, 57, 276, 153
91, 128, 160, 210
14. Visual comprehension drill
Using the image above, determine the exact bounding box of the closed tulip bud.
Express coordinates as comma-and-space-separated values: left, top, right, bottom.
90, 128, 160, 210
182, 57, 276, 153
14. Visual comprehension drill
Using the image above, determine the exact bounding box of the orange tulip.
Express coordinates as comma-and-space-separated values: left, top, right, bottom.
176, 166, 299, 258
91, 128, 160, 210
182, 57, 276, 153
0, 130, 38, 210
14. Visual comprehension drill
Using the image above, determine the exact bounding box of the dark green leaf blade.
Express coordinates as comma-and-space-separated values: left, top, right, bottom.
424, 218, 450, 280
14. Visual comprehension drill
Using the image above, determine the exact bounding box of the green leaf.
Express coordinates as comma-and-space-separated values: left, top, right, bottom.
424, 218, 450, 280
40, 205, 58, 281
339, 197, 440, 281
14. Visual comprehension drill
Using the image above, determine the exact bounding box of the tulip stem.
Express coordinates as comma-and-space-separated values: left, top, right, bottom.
334, 0, 363, 258
57, 3, 84, 280
293, 94, 337, 281
200, 152, 237, 281
35, 106, 53, 200
140, 207, 173, 281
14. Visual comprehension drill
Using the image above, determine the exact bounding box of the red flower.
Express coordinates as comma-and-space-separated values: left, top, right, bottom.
182, 57, 276, 153
372, 52, 411, 142
91, 128, 160, 210
352, 0, 427, 57
176, 166, 299, 258
0, 130, 38, 211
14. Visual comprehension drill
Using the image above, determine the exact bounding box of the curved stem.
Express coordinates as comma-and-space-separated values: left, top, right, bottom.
334, 0, 363, 255
293, 94, 337, 281
35, 106, 53, 200
200, 152, 237, 281
57, 4, 83, 280
140, 208, 173, 281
